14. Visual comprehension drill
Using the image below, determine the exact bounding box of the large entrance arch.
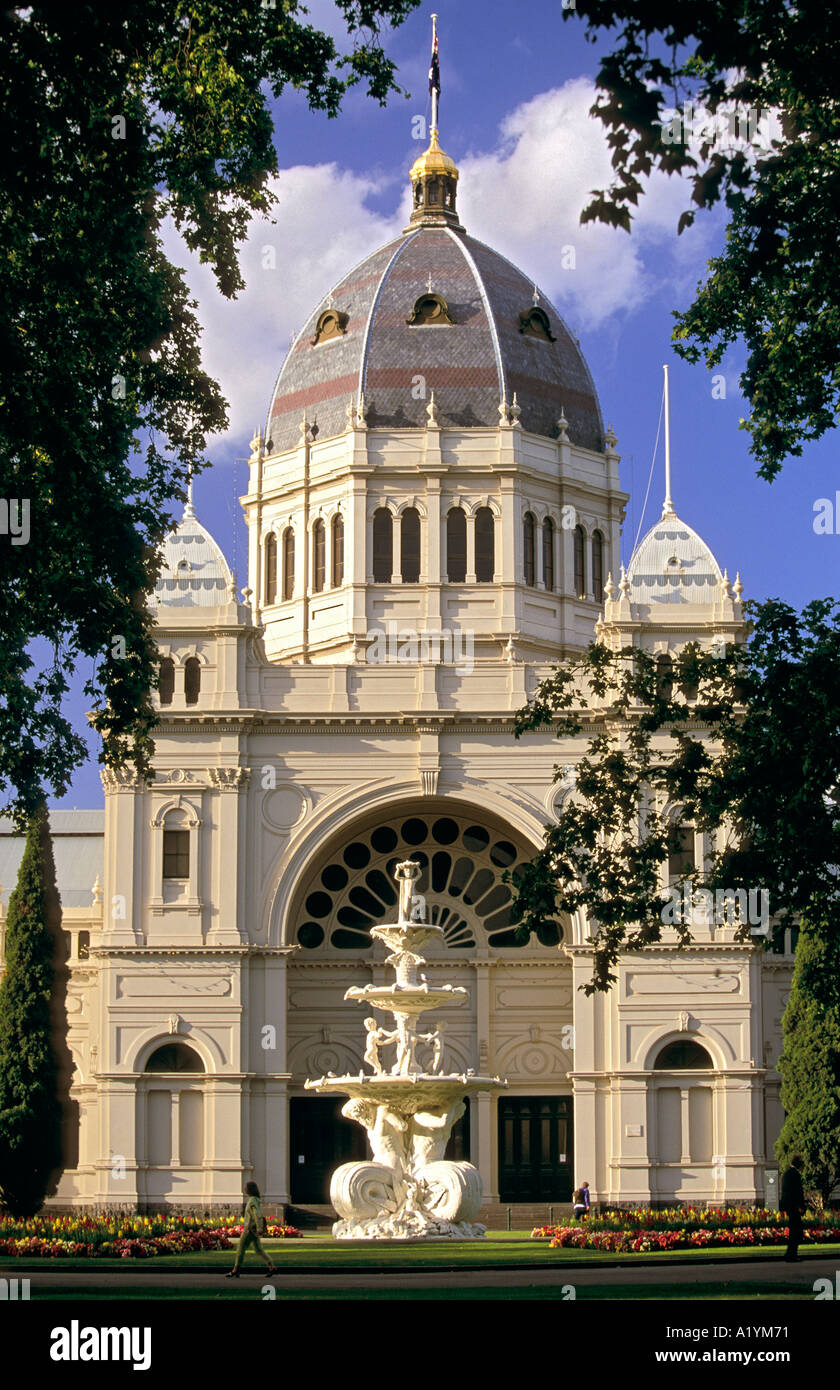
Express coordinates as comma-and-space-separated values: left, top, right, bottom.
282, 798, 573, 1215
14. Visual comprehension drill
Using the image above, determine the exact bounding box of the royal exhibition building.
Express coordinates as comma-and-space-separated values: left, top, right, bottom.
0, 123, 796, 1226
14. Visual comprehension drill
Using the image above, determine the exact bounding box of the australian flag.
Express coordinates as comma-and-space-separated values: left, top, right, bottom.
428, 33, 440, 99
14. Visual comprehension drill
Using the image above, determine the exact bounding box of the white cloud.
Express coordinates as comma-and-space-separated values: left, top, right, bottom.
163, 166, 404, 446
167, 78, 721, 446
458, 79, 719, 332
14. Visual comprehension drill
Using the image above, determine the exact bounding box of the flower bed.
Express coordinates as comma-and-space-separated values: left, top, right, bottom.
533, 1205, 840, 1236
531, 1207, 840, 1253
0, 1212, 302, 1259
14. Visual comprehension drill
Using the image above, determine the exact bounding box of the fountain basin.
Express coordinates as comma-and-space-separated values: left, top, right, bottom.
305, 1072, 505, 1109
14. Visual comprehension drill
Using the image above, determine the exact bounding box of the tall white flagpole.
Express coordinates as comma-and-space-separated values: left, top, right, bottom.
663, 363, 673, 516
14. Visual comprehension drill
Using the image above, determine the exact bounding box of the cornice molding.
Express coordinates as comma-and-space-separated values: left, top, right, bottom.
91, 946, 297, 958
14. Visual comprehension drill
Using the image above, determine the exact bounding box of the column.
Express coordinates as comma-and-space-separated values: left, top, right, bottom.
171, 1092, 181, 1166
391, 511, 401, 584
465, 511, 476, 584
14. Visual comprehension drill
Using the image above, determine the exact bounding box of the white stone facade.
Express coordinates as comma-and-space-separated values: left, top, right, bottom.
4, 142, 793, 1215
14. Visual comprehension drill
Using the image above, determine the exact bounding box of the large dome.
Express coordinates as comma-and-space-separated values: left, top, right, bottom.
265, 224, 604, 453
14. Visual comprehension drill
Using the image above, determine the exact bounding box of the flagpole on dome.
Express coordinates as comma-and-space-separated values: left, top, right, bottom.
662, 363, 675, 517
429, 13, 440, 136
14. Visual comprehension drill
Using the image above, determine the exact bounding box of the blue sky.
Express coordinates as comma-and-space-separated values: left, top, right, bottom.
50, 0, 840, 810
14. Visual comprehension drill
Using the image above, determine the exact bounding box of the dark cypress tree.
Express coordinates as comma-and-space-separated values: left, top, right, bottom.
776, 911, 840, 1208
0, 804, 64, 1216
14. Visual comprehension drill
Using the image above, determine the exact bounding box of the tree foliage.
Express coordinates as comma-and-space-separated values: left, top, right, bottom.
511, 598, 840, 991
775, 911, 840, 1208
567, 1, 840, 478
0, 804, 64, 1216
0, 1, 418, 823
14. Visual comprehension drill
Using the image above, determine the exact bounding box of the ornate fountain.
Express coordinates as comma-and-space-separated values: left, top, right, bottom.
305, 859, 505, 1239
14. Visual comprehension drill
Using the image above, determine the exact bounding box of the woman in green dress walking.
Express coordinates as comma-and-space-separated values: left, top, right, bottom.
226, 1181, 277, 1278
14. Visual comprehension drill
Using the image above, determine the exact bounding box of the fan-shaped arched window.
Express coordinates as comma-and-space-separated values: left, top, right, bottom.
312, 518, 326, 593
264, 533, 277, 605
401, 508, 421, 583
574, 525, 586, 597
542, 517, 554, 591
145, 1043, 205, 1073
592, 529, 604, 602
282, 527, 295, 600
158, 657, 175, 706
373, 508, 393, 582
475, 507, 494, 583
332, 514, 344, 588
523, 512, 536, 587
654, 1040, 713, 1070
447, 507, 467, 583
184, 656, 201, 706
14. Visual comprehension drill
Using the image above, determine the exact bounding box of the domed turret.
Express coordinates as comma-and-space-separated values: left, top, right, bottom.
154, 487, 232, 608
627, 507, 723, 605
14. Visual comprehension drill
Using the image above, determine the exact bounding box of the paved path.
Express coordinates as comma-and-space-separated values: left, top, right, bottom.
9, 1254, 836, 1294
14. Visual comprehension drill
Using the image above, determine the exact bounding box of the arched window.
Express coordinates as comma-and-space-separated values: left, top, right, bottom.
592, 529, 604, 602
78, 930, 90, 960
475, 507, 494, 583
401, 508, 421, 583
446, 507, 466, 583
542, 516, 555, 591
332, 513, 344, 588
184, 656, 200, 706
282, 527, 295, 600
523, 512, 536, 587
312, 518, 325, 593
654, 1040, 713, 1070
145, 1042, 205, 1073
574, 525, 586, 597
264, 533, 277, 605
158, 657, 174, 706
372, 508, 393, 582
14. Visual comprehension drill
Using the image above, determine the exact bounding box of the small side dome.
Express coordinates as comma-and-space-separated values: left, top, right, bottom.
155, 492, 232, 608
627, 508, 722, 605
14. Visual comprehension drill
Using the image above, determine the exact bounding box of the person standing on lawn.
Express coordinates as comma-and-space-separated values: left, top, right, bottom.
780, 1156, 807, 1262
572, 1181, 591, 1221
226, 1181, 276, 1278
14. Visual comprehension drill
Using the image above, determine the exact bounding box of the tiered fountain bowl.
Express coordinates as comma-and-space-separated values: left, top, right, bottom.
305, 859, 506, 1239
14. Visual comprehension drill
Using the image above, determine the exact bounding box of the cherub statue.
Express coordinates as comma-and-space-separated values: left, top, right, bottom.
417, 1023, 446, 1074
362, 1017, 385, 1074
393, 1015, 419, 1074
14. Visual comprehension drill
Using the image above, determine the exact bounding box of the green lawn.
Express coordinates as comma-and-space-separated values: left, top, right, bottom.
3, 1232, 839, 1275
18, 1281, 813, 1301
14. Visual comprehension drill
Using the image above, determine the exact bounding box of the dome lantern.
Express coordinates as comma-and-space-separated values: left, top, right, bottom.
407, 127, 463, 233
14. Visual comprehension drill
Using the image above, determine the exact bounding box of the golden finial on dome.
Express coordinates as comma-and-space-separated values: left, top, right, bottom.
409, 126, 459, 183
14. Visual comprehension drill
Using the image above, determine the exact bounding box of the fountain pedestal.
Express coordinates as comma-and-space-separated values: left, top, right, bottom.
305, 860, 505, 1239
